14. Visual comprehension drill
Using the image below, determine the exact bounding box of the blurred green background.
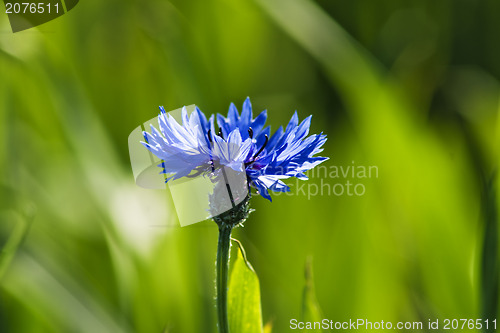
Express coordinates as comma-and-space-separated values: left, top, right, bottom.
1, 0, 500, 332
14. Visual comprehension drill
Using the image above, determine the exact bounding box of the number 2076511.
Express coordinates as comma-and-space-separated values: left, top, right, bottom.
5, 2, 60, 14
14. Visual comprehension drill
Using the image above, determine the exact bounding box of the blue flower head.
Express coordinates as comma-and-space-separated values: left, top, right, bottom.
141, 98, 328, 201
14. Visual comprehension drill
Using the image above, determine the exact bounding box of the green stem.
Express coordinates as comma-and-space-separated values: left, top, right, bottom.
216, 223, 233, 333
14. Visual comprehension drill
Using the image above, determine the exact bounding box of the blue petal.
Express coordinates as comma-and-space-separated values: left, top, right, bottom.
216, 113, 231, 138
270, 179, 290, 192
294, 115, 311, 140
256, 126, 270, 148
285, 111, 299, 134
251, 179, 272, 201
240, 97, 253, 130
228, 102, 239, 126
251, 109, 267, 135
266, 126, 283, 152
195, 106, 209, 132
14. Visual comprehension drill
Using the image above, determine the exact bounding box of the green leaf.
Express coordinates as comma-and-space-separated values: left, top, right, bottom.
481, 175, 498, 328
0, 214, 29, 282
228, 239, 263, 333
301, 258, 324, 331
263, 321, 273, 333
0, 187, 35, 283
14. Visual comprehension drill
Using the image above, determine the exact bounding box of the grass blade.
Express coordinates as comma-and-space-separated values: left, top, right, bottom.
302, 257, 323, 331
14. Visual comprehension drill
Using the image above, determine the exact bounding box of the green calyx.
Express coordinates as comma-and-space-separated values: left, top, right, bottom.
213, 195, 252, 228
